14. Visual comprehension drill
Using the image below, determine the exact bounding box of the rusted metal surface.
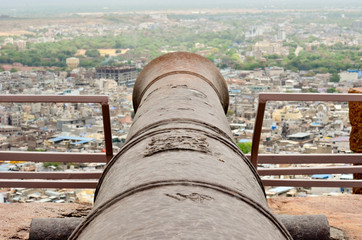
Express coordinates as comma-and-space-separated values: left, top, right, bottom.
250, 153, 362, 187
251, 93, 362, 168
0, 152, 105, 188
69, 52, 292, 239
0, 95, 112, 189
101, 103, 113, 161
258, 92, 362, 103
29, 218, 82, 240
251, 102, 266, 168
132, 52, 229, 114
0, 151, 107, 162
0, 180, 97, 188
0, 95, 109, 104
258, 165, 362, 175
248, 153, 362, 164
262, 179, 362, 187
348, 88, 362, 194
0, 94, 112, 164
72, 184, 291, 239
0, 171, 102, 179
277, 215, 330, 240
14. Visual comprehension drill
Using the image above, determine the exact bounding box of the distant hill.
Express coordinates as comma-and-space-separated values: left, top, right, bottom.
0, 0, 361, 17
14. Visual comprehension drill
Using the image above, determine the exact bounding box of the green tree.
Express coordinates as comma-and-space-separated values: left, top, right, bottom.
327, 88, 339, 93
10, 68, 18, 73
303, 88, 319, 93
206, 55, 215, 63
267, 54, 280, 59
304, 70, 316, 77
330, 73, 340, 82
290, 67, 298, 72
227, 109, 234, 116
43, 162, 61, 169
288, 51, 296, 60
237, 142, 252, 154
85, 49, 100, 57
115, 40, 122, 49
316, 67, 329, 73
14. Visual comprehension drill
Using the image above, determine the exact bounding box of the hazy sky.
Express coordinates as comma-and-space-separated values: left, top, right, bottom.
0, 0, 361, 16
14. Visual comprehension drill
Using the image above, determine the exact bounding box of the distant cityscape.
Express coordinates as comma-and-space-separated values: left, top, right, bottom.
0, 6, 361, 202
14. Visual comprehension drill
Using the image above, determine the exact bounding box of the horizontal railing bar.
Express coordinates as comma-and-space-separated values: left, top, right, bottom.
258, 166, 362, 175
0, 172, 102, 180
0, 151, 108, 163
262, 179, 362, 187
246, 154, 362, 164
258, 93, 362, 103
0, 180, 98, 188
2, 179, 360, 189
0, 95, 108, 104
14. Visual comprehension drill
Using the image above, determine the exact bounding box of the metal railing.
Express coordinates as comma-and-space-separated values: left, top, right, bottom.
1, 93, 362, 189
250, 93, 362, 187
0, 95, 112, 188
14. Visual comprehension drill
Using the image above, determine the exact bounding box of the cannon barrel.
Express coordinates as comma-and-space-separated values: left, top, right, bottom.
68, 52, 292, 239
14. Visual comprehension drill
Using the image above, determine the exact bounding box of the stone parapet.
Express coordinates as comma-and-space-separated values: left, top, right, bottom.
348, 87, 362, 194
349, 88, 362, 152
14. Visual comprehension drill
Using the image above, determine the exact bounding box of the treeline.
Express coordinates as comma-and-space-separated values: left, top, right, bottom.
0, 26, 361, 73
0, 40, 79, 68
284, 45, 362, 73
216, 44, 361, 73
0, 27, 237, 69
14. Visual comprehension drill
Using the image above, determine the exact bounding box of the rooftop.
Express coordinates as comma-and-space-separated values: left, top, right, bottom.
287, 132, 312, 138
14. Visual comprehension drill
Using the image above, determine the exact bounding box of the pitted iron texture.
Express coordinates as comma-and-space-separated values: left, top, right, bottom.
70, 52, 292, 239
69, 183, 291, 240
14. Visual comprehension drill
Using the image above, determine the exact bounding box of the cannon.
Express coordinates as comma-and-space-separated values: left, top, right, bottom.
30, 52, 329, 239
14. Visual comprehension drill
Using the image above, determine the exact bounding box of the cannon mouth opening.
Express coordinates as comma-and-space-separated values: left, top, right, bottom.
132, 52, 229, 114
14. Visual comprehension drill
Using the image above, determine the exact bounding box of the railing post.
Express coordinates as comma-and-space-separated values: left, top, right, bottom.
349, 87, 362, 194
251, 101, 266, 168
101, 103, 113, 162
0, 95, 111, 188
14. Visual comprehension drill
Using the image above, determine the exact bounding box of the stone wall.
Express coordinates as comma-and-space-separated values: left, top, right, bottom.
349, 87, 362, 194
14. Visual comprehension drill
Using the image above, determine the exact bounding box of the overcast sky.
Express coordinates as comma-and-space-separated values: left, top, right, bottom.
0, 0, 361, 16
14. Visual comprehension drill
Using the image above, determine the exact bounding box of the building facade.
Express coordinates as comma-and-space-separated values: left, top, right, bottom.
95, 66, 138, 86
